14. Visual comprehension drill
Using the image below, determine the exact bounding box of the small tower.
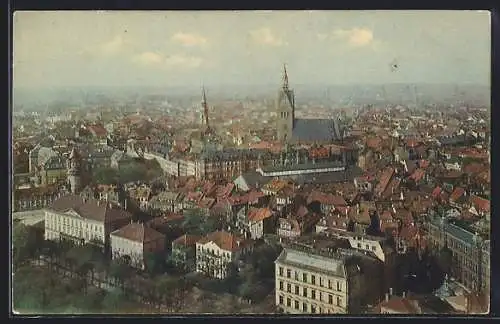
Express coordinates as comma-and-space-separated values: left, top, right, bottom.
67, 147, 82, 194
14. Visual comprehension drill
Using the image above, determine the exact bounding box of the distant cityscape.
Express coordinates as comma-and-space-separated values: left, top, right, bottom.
12, 66, 490, 315
11, 10, 491, 317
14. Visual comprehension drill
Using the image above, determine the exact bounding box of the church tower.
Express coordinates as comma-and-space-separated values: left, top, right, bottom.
276, 64, 295, 143
67, 147, 82, 194
201, 86, 211, 133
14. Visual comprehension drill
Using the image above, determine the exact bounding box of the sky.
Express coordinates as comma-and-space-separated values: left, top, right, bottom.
13, 10, 491, 89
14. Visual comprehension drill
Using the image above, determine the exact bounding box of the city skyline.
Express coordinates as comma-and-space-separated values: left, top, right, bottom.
13, 10, 490, 89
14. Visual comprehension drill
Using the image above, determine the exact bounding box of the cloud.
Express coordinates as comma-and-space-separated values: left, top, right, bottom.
249, 27, 285, 46
132, 52, 204, 69
132, 52, 164, 65
171, 32, 208, 47
100, 35, 126, 55
332, 28, 374, 47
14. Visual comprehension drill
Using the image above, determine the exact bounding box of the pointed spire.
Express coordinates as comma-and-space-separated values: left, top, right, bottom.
282, 64, 289, 90
201, 85, 209, 128
201, 85, 207, 105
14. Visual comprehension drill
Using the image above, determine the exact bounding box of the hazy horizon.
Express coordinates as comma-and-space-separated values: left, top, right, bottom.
13, 11, 491, 90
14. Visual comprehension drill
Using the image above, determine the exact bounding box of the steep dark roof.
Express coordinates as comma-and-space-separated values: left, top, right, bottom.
292, 118, 341, 142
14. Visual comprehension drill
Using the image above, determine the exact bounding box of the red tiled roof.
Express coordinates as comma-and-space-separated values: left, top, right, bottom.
431, 186, 442, 199
111, 222, 164, 243
172, 234, 201, 247
197, 230, 251, 252
87, 124, 107, 137
247, 207, 273, 223
471, 195, 490, 213
379, 297, 421, 314
409, 169, 426, 182
449, 187, 465, 203
307, 190, 347, 206
366, 137, 383, 150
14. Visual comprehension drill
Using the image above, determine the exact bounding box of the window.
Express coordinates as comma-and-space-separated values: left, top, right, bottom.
279, 267, 283, 276
302, 302, 307, 312
279, 295, 284, 305
366, 244, 370, 250
337, 281, 342, 292
294, 271, 299, 281
336, 296, 341, 307
279, 281, 283, 291
319, 292, 322, 301
286, 298, 291, 307
312, 275, 316, 285
319, 277, 323, 287
294, 300, 299, 309
295, 285, 299, 295
357, 243, 361, 248
287, 269, 291, 278
328, 280, 332, 289
328, 294, 333, 304
311, 305, 316, 313
303, 287, 308, 297
372, 245, 376, 251
311, 290, 316, 299
287, 283, 291, 293
303, 273, 307, 282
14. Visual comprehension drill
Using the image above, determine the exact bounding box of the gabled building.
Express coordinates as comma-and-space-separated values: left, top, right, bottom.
110, 222, 166, 270
195, 230, 253, 279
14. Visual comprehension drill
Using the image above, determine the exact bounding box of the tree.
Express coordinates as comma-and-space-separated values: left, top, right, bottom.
93, 167, 119, 184
12, 223, 41, 269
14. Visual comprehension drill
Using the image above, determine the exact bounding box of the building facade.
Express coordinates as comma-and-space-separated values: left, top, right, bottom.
426, 216, 490, 295
44, 195, 132, 250
110, 222, 165, 270
195, 230, 253, 279
274, 241, 383, 314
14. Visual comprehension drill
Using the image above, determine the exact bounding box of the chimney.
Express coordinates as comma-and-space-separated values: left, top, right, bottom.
389, 287, 393, 296
402, 291, 406, 298
385, 293, 389, 302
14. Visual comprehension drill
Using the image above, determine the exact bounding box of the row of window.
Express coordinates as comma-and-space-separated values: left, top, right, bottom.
196, 247, 232, 258
278, 267, 343, 291
278, 281, 343, 306
278, 295, 341, 313
356, 242, 377, 251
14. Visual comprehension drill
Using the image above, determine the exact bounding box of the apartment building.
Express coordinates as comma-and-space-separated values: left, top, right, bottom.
426, 216, 490, 295
195, 230, 253, 280
44, 195, 132, 249
274, 239, 383, 314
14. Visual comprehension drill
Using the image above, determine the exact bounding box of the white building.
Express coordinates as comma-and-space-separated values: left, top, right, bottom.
195, 230, 253, 279
44, 195, 132, 249
275, 241, 383, 314
110, 222, 165, 270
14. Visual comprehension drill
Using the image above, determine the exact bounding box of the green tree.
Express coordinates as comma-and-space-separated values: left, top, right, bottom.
93, 167, 119, 184
12, 223, 41, 269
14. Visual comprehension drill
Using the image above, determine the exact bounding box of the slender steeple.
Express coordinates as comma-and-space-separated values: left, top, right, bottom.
201, 86, 210, 129
282, 64, 289, 90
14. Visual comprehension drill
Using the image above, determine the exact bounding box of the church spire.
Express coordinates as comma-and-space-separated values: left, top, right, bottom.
201, 85, 210, 130
282, 64, 289, 90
